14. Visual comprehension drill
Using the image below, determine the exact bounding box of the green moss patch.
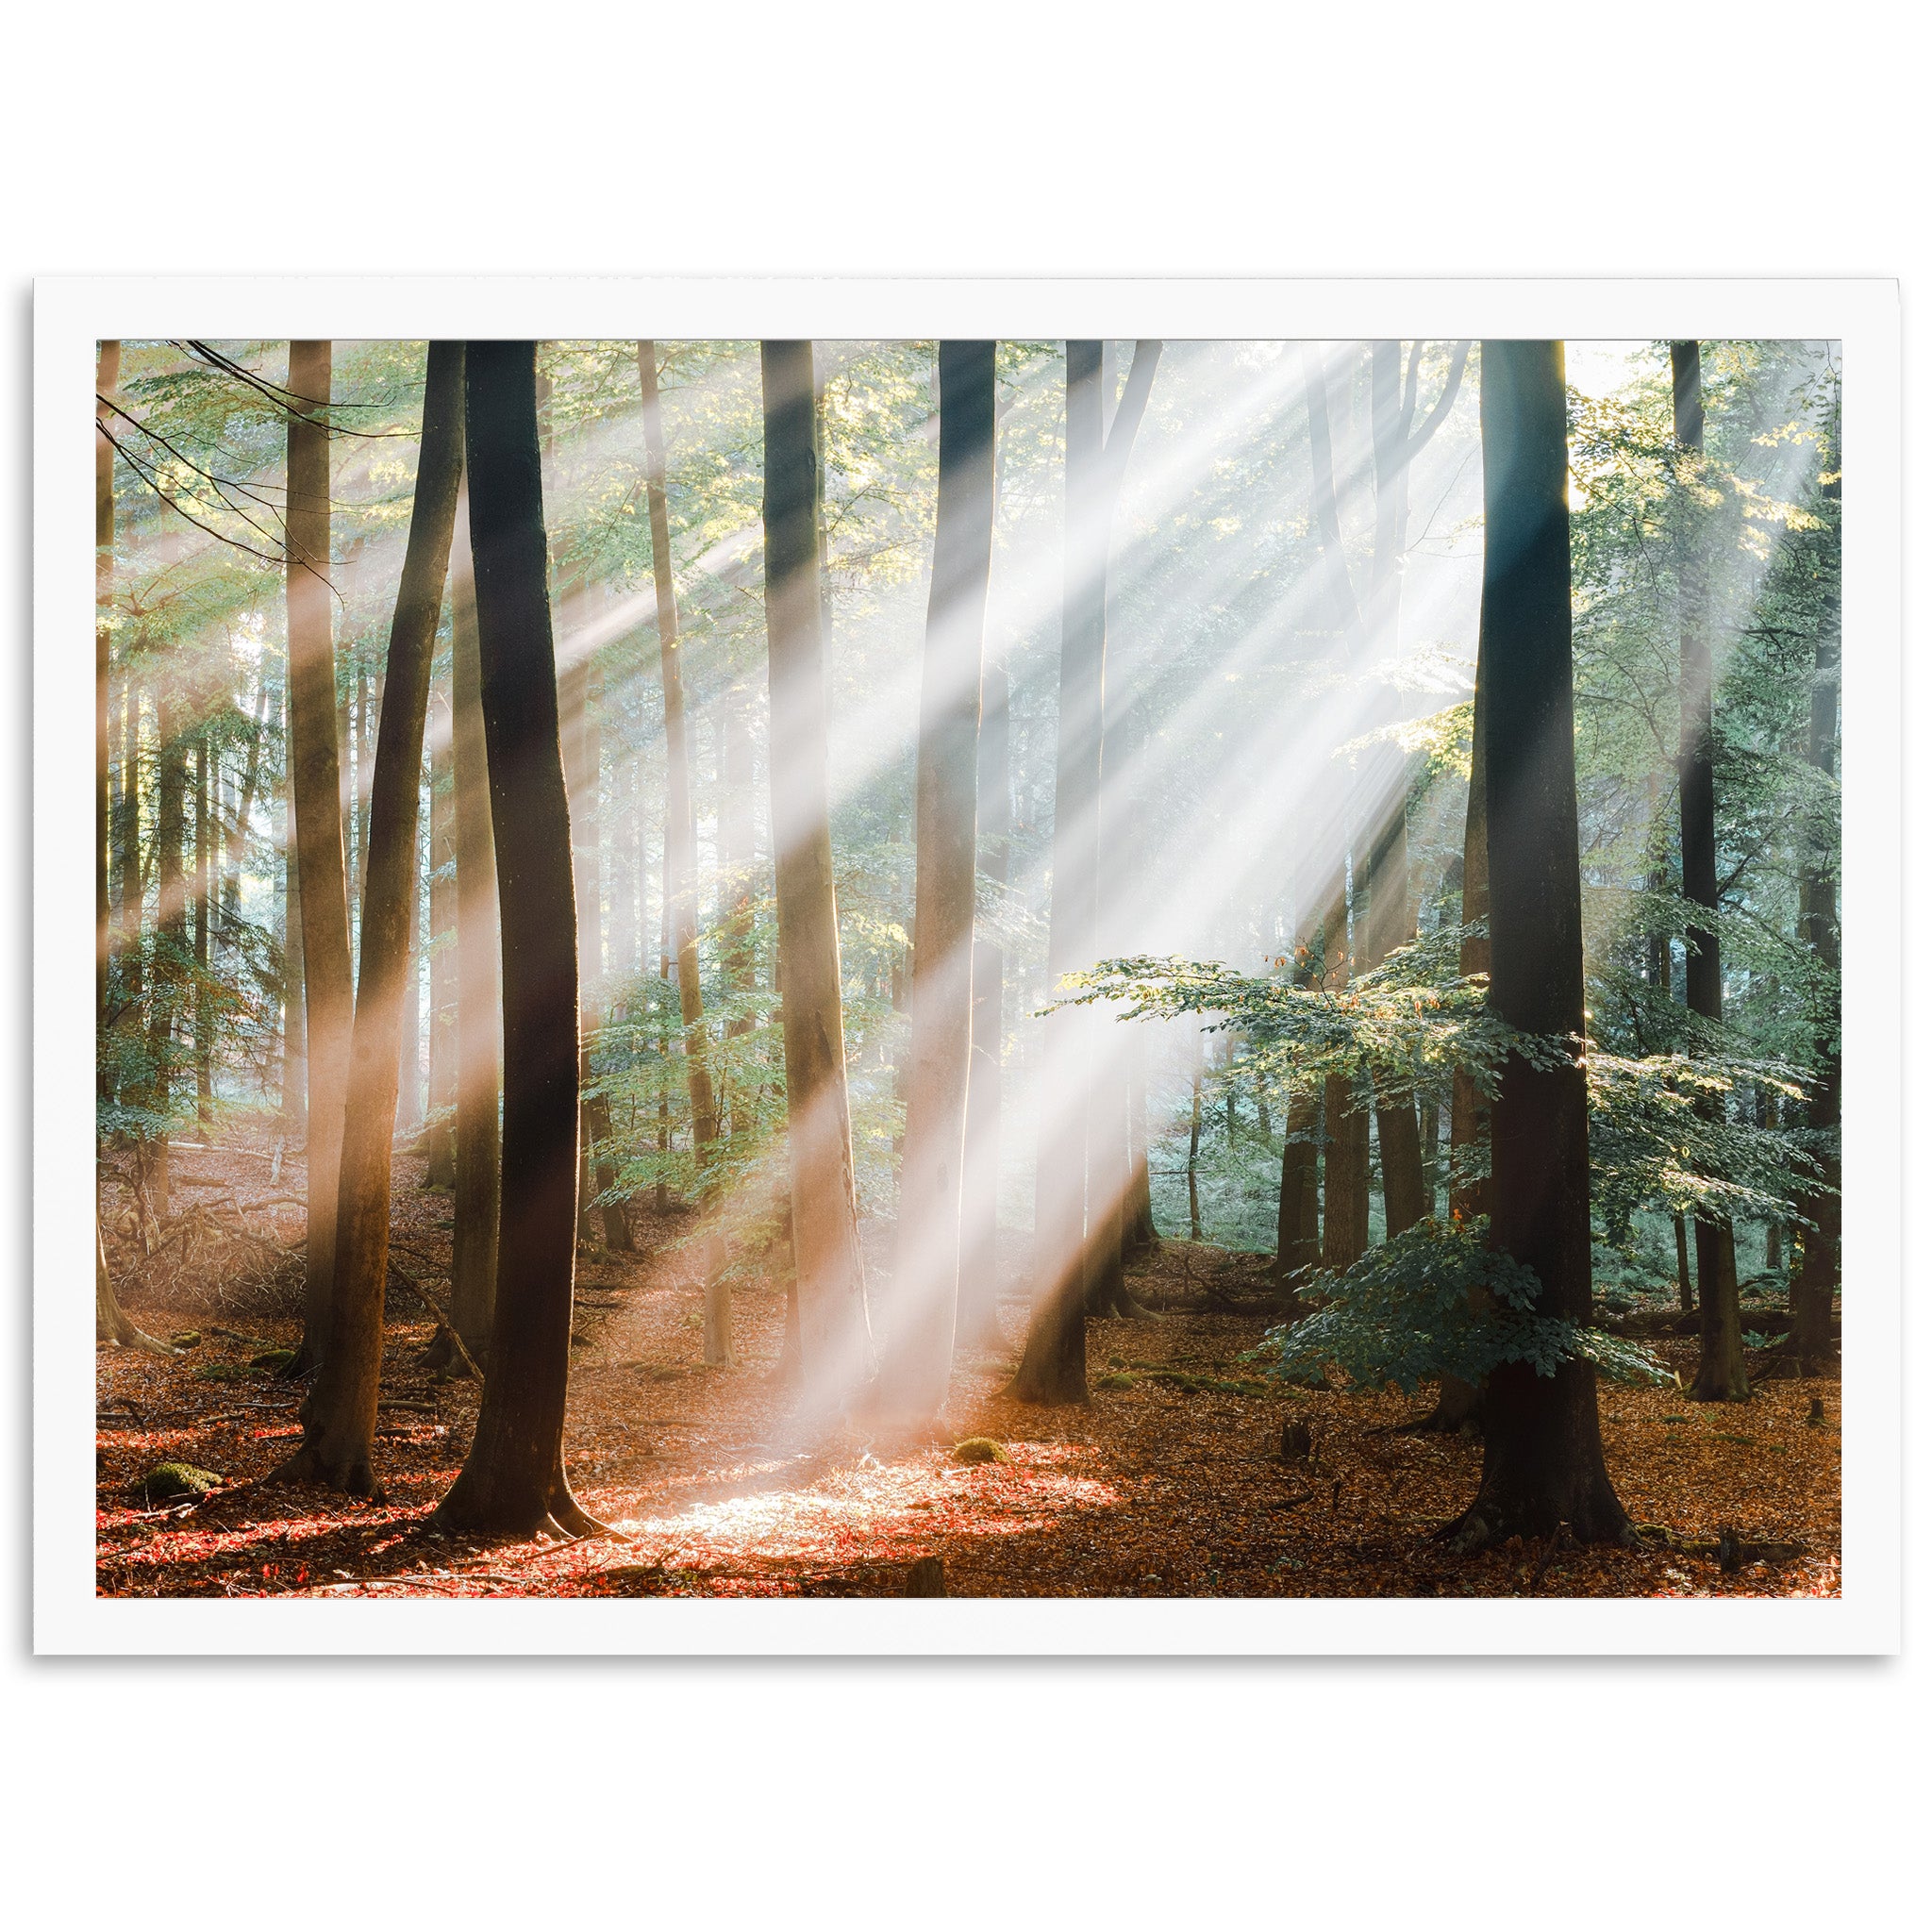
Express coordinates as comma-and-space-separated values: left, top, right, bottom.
135, 1461, 224, 1502
951, 1437, 1008, 1466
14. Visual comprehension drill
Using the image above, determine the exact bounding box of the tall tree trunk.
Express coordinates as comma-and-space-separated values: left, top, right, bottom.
148, 682, 188, 1215
396, 794, 424, 1134
1674, 341, 1748, 1404
641, 343, 718, 1322
96, 341, 120, 1062
424, 661, 458, 1184
448, 474, 502, 1366
1787, 418, 1840, 1374
958, 638, 1010, 1353
760, 340, 872, 1408
434, 341, 602, 1539
1448, 340, 1628, 1550
1013, 340, 1159, 1404
1187, 1024, 1205, 1241
1274, 909, 1323, 1310
1427, 619, 1492, 1432
278, 691, 307, 1138
285, 340, 355, 1374
1318, 864, 1370, 1269
193, 738, 212, 1122
118, 671, 143, 1020
279, 341, 464, 1496
886, 341, 993, 1417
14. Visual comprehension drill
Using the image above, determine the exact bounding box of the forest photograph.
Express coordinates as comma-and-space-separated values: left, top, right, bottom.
82, 326, 1847, 1610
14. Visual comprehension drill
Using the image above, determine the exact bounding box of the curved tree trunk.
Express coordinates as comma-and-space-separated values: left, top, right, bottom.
760, 340, 872, 1413
423, 657, 458, 1184
280, 341, 464, 1497
448, 473, 501, 1368
435, 341, 601, 1540
285, 341, 355, 1376
1673, 342, 1748, 1404
1448, 341, 1628, 1550
886, 340, 993, 1418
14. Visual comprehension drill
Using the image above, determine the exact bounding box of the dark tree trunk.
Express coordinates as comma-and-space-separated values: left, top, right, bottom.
886, 341, 993, 1417
285, 340, 355, 1375
1448, 340, 1629, 1550
279, 341, 464, 1497
1014, 340, 1159, 1404
1317, 865, 1370, 1269
448, 475, 502, 1366
434, 341, 601, 1540
1673, 342, 1748, 1404
760, 340, 872, 1409
1274, 926, 1323, 1311
1187, 1025, 1205, 1241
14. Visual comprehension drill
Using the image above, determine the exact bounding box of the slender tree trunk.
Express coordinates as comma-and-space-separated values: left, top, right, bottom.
1426, 620, 1492, 1432
1449, 340, 1628, 1549
1787, 421, 1840, 1374
279, 341, 464, 1496
119, 673, 143, 1021
448, 473, 501, 1366
760, 340, 872, 1409
1673, 342, 1748, 1404
285, 341, 355, 1374
1187, 1024, 1205, 1241
96, 341, 120, 1054
1013, 340, 1159, 1404
396, 795, 424, 1134
279, 693, 307, 1137
424, 662, 458, 1185
640, 342, 718, 1326
193, 739, 212, 1122
435, 341, 602, 1540
1318, 866, 1370, 1269
1274, 925, 1323, 1310
148, 682, 188, 1215
885, 341, 993, 1418
958, 638, 1010, 1353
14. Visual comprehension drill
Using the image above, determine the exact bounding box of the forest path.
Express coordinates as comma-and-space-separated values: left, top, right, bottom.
93, 1143, 1843, 1601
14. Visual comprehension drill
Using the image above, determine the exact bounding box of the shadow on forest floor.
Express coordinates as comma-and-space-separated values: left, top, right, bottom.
93, 1141, 1843, 1604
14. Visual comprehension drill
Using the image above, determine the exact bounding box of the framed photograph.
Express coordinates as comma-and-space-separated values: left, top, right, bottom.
36, 276, 1900, 1655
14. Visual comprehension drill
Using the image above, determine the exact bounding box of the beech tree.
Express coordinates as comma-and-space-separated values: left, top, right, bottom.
759, 339, 872, 1407
279, 341, 464, 1495
447, 472, 502, 1366
639, 340, 722, 1346
284, 341, 356, 1375
886, 340, 994, 1417
435, 340, 603, 1540
1448, 339, 1630, 1549
1013, 339, 1159, 1406
1673, 341, 1748, 1404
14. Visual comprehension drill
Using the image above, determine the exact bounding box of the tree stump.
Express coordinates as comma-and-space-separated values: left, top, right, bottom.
1281, 1419, 1313, 1463
904, 1556, 947, 1597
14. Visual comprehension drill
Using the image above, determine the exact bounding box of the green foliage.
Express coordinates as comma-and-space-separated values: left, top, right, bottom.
1250, 1217, 1671, 1396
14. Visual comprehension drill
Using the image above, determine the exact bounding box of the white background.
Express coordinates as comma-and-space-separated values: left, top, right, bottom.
5, 5, 1922, 1924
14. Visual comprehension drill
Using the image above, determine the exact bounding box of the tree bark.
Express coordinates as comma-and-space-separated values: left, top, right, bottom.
285, 341, 355, 1374
279, 341, 464, 1496
1013, 340, 1159, 1403
1448, 340, 1629, 1549
96, 341, 120, 1066
448, 473, 502, 1366
423, 658, 458, 1184
885, 341, 993, 1417
760, 340, 872, 1410
1673, 342, 1748, 1404
1787, 416, 1840, 1374
434, 341, 601, 1539
193, 738, 212, 1122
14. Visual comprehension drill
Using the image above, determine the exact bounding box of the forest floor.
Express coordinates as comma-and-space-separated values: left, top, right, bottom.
95, 1137, 1841, 1602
